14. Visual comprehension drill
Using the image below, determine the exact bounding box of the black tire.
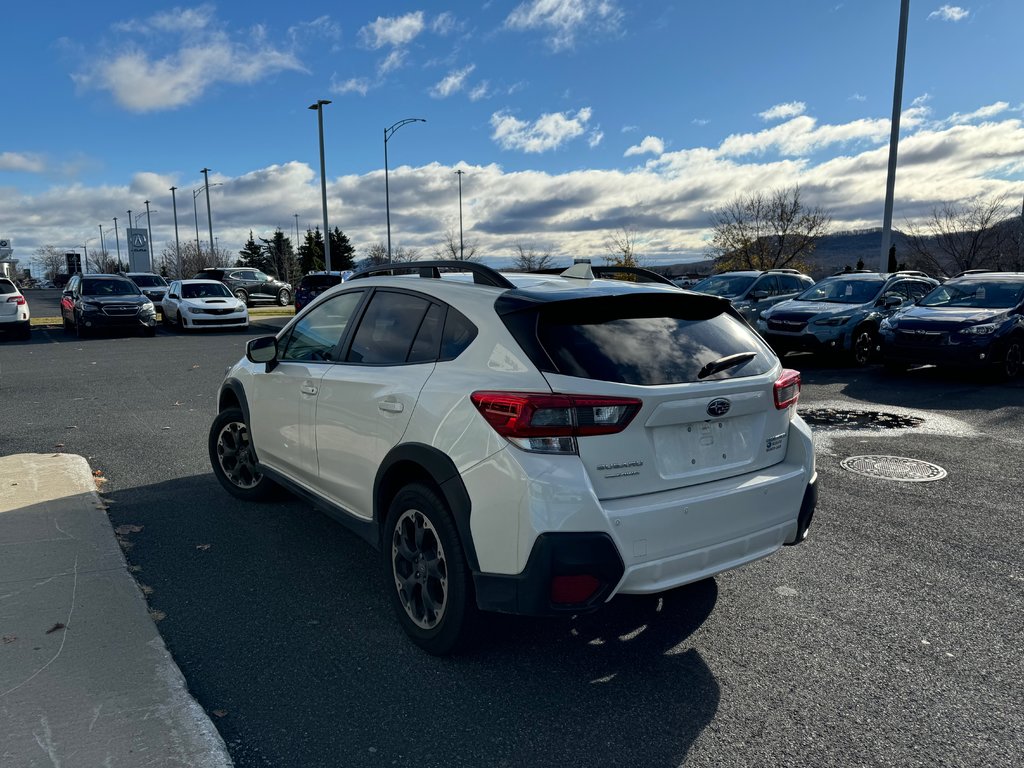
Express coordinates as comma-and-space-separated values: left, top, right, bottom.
141, 325, 156, 338
17, 321, 31, 341
161, 310, 171, 327
63, 315, 72, 333
234, 289, 249, 306
208, 407, 275, 501
1001, 337, 1022, 380
851, 326, 876, 367
75, 313, 88, 339
882, 359, 907, 374
277, 288, 291, 306
384, 484, 474, 655
176, 311, 188, 332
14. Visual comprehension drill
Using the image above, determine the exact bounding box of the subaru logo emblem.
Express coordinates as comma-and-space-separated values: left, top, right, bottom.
707, 398, 731, 417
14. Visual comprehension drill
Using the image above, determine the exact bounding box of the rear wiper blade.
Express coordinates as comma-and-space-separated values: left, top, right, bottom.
697, 352, 757, 380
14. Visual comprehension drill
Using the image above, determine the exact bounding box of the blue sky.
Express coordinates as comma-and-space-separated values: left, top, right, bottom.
2, 1, 1023, 271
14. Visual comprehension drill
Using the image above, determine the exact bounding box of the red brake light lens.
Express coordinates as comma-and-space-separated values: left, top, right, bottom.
470, 392, 641, 453
7, 295, 26, 305
774, 369, 801, 410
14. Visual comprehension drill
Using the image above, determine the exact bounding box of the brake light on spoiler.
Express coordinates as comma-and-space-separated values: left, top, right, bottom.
471, 392, 641, 455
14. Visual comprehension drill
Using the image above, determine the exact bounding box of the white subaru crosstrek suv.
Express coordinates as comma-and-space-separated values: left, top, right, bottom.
209, 261, 817, 654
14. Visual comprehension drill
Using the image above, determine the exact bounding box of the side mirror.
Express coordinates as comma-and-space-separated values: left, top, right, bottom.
883, 295, 903, 309
750, 290, 769, 301
246, 336, 278, 364
168, 293, 179, 299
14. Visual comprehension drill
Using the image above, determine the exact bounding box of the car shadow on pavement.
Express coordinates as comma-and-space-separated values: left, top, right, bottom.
107, 474, 720, 768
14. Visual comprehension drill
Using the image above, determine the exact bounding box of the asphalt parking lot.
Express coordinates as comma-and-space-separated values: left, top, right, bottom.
1, 311, 1022, 768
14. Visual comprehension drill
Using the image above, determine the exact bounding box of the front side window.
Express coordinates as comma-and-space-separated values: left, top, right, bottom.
281, 290, 364, 362
347, 291, 434, 365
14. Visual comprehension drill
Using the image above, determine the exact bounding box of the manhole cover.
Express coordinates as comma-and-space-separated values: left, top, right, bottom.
801, 408, 925, 431
840, 455, 947, 482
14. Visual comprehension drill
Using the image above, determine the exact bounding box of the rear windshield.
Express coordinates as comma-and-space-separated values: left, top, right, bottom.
919, 280, 1024, 309
692, 274, 757, 298
505, 294, 775, 385
130, 274, 167, 287
300, 275, 343, 290
0, 279, 16, 295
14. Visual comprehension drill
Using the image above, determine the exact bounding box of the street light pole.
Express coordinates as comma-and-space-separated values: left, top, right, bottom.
128, 209, 133, 229
113, 217, 122, 272
143, 200, 154, 269
193, 188, 203, 262
384, 117, 426, 263
879, 0, 910, 270
455, 169, 465, 260
201, 168, 215, 257
98, 224, 105, 271
308, 100, 332, 271
170, 186, 182, 278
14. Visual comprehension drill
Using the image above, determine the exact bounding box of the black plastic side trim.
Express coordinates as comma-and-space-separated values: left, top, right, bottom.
374, 443, 478, 571
473, 532, 624, 616
260, 466, 378, 547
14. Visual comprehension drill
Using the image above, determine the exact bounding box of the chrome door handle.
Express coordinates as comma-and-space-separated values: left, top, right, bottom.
378, 400, 404, 413
301, 384, 318, 396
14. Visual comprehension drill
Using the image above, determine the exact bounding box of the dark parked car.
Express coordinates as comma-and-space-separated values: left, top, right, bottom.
691, 269, 815, 325
294, 270, 353, 312
60, 274, 157, 337
122, 272, 169, 308
193, 268, 292, 307
879, 272, 1024, 380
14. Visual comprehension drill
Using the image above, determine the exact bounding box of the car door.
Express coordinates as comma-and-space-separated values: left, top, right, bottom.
163, 281, 181, 318
230, 270, 259, 299
314, 290, 443, 519
249, 289, 367, 485
60, 276, 80, 322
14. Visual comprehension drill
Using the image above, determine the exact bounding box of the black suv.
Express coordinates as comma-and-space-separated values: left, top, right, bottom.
691, 269, 815, 324
294, 270, 354, 312
122, 272, 169, 307
193, 268, 292, 307
60, 274, 158, 337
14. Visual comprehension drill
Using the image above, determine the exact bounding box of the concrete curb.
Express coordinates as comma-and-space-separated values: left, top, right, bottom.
0, 453, 233, 767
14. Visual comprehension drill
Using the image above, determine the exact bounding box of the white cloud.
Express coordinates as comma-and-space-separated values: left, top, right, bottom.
936, 101, 1009, 127
624, 136, 665, 157
491, 107, 593, 152
928, 5, 970, 22
288, 16, 343, 45
849, 93, 867, 102
75, 10, 305, 112
432, 12, 459, 35
588, 130, 604, 148
621, 125, 639, 133
691, 118, 710, 126
359, 12, 425, 48
0, 152, 45, 173
378, 50, 407, 75
331, 76, 372, 96
469, 81, 491, 101
505, 0, 624, 51
431, 65, 476, 98
759, 102, 807, 121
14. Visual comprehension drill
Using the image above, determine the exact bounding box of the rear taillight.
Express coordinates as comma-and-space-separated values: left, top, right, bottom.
7, 296, 26, 306
470, 391, 641, 454
774, 369, 801, 410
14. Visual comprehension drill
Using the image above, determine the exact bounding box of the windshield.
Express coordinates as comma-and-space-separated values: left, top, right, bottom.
182, 282, 232, 299
130, 275, 168, 287
797, 277, 884, 304
692, 274, 757, 298
919, 280, 1024, 309
82, 279, 140, 296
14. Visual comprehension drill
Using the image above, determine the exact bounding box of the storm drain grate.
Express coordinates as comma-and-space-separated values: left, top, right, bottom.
840, 455, 947, 483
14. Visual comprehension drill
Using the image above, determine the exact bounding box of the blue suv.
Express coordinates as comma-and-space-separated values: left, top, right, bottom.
757, 272, 938, 365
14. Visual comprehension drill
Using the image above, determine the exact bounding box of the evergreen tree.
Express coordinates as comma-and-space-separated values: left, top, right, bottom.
328, 227, 357, 271
238, 231, 265, 270
299, 228, 325, 274
259, 229, 299, 284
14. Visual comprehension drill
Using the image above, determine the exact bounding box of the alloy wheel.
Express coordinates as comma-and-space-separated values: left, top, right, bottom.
391, 509, 449, 630
215, 420, 263, 489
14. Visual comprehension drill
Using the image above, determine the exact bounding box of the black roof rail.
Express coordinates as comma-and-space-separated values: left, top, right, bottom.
529, 264, 677, 286
951, 269, 991, 278
831, 268, 876, 276
766, 268, 803, 274
348, 260, 516, 289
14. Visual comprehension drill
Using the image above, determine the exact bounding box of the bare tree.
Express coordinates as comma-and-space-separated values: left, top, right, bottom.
433, 227, 479, 261
604, 227, 643, 268
358, 241, 420, 269
903, 195, 1012, 276
707, 186, 831, 271
88, 249, 119, 273
159, 241, 232, 280
33, 245, 67, 280
509, 242, 556, 271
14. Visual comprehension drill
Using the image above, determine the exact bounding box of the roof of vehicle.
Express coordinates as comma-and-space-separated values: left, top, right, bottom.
175, 278, 226, 285
947, 271, 1024, 281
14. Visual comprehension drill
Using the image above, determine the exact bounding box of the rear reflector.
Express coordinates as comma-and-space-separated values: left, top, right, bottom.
550, 574, 600, 604
471, 391, 641, 454
774, 369, 801, 410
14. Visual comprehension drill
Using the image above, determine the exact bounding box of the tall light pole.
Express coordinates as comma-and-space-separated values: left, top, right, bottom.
201, 167, 215, 256
308, 99, 332, 271
128, 209, 133, 229
294, 213, 301, 262
143, 200, 154, 268
384, 117, 426, 262
98, 224, 105, 271
880, 0, 910, 270
113, 217, 122, 272
170, 186, 182, 278
193, 188, 204, 262
455, 169, 465, 260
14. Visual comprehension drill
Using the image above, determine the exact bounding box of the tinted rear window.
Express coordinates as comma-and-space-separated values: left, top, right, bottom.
300, 275, 343, 290
129, 274, 167, 287
0, 279, 16, 294
507, 294, 774, 385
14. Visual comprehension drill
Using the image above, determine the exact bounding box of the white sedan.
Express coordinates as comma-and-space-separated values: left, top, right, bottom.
161, 279, 249, 331
0, 277, 31, 340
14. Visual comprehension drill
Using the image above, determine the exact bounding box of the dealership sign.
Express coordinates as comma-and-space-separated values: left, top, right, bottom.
127, 228, 151, 272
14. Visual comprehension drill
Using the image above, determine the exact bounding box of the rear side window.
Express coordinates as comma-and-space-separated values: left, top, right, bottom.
511, 294, 774, 385
440, 307, 478, 360
300, 275, 342, 291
